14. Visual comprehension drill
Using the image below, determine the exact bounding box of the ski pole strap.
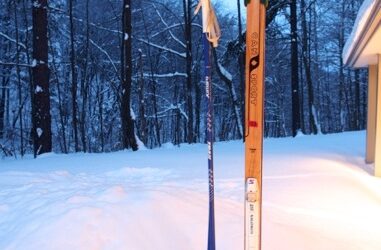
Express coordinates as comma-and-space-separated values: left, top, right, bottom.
194, 0, 221, 47
245, 0, 269, 7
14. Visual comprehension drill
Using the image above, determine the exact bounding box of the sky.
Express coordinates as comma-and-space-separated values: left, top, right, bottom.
219, 0, 245, 15
221, 0, 237, 10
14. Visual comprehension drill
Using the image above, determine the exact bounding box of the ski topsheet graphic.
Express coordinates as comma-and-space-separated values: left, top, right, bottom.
244, 0, 266, 250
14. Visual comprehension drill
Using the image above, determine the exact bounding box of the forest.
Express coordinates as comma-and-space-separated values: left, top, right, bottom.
0, 0, 367, 156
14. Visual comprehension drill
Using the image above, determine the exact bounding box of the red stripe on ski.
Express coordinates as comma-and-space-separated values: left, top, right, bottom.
249, 121, 258, 127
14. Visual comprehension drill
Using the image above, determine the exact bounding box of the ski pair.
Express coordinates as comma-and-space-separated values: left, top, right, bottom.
197, 0, 266, 249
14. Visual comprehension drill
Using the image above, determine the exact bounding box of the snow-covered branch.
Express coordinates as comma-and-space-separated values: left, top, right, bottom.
152, 4, 186, 49
49, 6, 123, 35
143, 72, 187, 78
147, 103, 188, 121
137, 39, 186, 58
0, 32, 27, 50
217, 62, 233, 81
0, 61, 32, 68
89, 39, 119, 75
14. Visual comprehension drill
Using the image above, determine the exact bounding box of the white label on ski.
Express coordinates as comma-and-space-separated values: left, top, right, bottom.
245, 178, 259, 250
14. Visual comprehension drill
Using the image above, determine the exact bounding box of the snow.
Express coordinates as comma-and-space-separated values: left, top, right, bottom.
218, 62, 233, 81
31, 59, 37, 67
35, 85, 43, 93
143, 72, 188, 78
32, 1, 41, 8
36, 128, 43, 137
342, 0, 376, 64
1, 131, 381, 249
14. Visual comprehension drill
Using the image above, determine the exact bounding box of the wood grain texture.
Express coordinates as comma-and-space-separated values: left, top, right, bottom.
244, 0, 266, 249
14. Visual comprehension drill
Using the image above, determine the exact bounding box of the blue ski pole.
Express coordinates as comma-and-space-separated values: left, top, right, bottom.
204, 33, 215, 250
195, 1, 220, 249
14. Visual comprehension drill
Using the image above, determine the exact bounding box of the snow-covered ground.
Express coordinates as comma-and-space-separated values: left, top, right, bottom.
1, 131, 381, 250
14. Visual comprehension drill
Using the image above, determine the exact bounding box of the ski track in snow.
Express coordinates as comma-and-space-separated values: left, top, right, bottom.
1, 131, 381, 249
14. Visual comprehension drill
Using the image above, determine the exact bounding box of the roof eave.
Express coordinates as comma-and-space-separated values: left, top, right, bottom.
344, 1, 381, 68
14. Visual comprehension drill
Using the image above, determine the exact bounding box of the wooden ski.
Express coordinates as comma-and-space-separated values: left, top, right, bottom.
244, 0, 266, 250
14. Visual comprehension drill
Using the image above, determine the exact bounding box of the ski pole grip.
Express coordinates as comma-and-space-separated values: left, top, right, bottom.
194, 0, 220, 47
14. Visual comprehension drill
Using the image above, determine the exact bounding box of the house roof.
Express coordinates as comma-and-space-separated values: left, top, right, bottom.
343, 0, 381, 68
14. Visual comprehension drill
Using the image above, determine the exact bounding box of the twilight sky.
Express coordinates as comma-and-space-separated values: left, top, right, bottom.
220, 0, 246, 16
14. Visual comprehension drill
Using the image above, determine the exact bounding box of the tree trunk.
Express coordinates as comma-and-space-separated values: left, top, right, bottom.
138, 50, 147, 146
31, 0, 52, 156
338, 0, 351, 131
15, 0, 24, 155
120, 0, 138, 151
69, 0, 79, 152
22, 0, 34, 148
212, 48, 243, 138
183, 0, 194, 143
0, 71, 9, 140
97, 78, 105, 152
290, 0, 301, 137
151, 77, 161, 146
301, 0, 318, 134
80, 0, 90, 152
0, 45, 11, 140
139, 5, 161, 147
52, 61, 68, 154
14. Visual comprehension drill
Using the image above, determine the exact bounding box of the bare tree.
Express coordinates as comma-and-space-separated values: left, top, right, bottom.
137, 49, 147, 145
69, 0, 79, 152
183, 0, 194, 143
290, 0, 301, 137
31, 0, 52, 156
79, 0, 90, 152
120, 0, 138, 151
300, 0, 318, 134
